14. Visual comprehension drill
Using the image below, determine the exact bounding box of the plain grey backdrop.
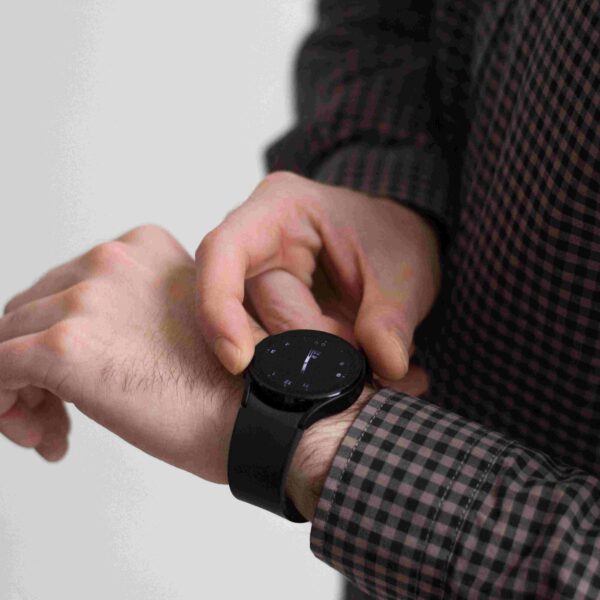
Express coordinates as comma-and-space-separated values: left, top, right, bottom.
0, 2, 341, 598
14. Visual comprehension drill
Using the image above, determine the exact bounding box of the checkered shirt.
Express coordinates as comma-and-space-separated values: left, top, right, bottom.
265, 0, 600, 598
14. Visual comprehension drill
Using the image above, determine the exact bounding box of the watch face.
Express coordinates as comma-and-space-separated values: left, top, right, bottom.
248, 330, 364, 410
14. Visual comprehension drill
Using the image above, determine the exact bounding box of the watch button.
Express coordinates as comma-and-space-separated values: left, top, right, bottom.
241, 385, 251, 408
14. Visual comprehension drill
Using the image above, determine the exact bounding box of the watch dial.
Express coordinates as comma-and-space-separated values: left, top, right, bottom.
249, 330, 363, 409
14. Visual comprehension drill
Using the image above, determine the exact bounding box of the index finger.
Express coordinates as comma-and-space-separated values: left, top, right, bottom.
194, 175, 322, 374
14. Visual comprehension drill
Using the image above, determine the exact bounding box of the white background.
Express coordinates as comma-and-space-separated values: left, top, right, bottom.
0, 2, 341, 598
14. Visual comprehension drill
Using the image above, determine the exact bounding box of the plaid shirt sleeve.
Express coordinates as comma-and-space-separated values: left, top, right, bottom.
311, 388, 600, 598
263, 0, 451, 233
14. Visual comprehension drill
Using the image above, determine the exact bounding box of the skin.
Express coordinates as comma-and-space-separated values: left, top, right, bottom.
0, 225, 245, 482
195, 170, 441, 517
195, 171, 441, 383
0, 172, 440, 522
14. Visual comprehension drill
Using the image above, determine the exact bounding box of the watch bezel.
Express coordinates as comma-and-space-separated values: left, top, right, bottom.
245, 329, 368, 428
244, 375, 366, 430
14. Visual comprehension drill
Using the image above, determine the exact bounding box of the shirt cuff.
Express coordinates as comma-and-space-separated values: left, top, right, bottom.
310, 388, 512, 599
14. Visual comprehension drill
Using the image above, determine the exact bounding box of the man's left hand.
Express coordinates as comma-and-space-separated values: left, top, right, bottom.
0, 224, 250, 483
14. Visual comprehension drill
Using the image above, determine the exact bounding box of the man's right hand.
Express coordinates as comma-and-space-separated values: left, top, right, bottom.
195, 171, 441, 385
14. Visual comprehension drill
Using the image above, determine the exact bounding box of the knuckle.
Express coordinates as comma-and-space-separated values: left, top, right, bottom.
261, 171, 323, 215
85, 241, 129, 272
195, 228, 223, 262
130, 223, 170, 239
62, 281, 97, 313
263, 170, 301, 187
42, 321, 80, 358
122, 223, 189, 259
261, 172, 301, 202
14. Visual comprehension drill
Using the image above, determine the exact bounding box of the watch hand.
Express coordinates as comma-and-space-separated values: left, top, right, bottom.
300, 349, 320, 374
301, 352, 311, 374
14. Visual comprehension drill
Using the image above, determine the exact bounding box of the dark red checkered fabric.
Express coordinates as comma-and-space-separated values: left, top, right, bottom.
265, 0, 599, 598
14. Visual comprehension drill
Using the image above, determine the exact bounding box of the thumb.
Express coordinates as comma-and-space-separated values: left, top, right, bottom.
354, 285, 417, 381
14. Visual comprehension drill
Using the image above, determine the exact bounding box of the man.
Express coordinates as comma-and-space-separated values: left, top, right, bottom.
1, 1, 598, 599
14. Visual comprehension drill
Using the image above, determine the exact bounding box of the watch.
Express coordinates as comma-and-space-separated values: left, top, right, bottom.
227, 329, 370, 523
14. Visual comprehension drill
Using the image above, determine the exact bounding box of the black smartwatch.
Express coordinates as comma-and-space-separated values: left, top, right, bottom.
227, 329, 369, 523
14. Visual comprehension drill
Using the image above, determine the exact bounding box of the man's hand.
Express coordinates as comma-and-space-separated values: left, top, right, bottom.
0, 224, 258, 483
195, 171, 441, 384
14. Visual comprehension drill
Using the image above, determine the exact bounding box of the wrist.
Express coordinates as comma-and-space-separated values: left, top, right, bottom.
220, 375, 246, 481
286, 385, 377, 521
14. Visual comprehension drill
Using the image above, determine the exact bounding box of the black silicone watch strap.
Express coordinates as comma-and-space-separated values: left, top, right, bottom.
227, 384, 307, 523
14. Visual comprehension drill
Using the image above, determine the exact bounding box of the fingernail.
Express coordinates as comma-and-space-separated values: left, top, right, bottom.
392, 326, 412, 353
214, 337, 241, 373
385, 331, 411, 379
